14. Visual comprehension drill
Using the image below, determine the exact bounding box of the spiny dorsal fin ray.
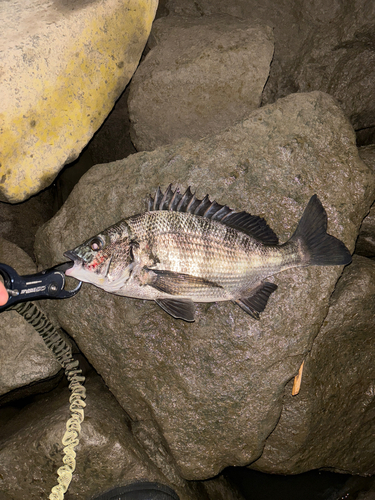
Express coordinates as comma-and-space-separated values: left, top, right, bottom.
177, 187, 194, 212
160, 184, 174, 210
148, 185, 279, 245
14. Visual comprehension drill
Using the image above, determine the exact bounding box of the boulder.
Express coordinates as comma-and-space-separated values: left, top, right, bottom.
0, 372, 241, 499
251, 255, 375, 475
0, 0, 158, 203
35, 91, 375, 479
287, 11, 375, 132
0, 239, 61, 401
128, 15, 274, 150
162, 0, 375, 136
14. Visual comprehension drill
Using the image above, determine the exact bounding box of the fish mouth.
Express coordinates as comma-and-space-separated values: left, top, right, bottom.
63, 250, 83, 276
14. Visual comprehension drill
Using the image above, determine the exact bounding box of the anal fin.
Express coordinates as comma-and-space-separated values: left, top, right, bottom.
234, 282, 277, 319
155, 298, 195, 322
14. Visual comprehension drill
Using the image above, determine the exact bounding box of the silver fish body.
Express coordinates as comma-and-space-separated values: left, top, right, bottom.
64, 186, 352, 321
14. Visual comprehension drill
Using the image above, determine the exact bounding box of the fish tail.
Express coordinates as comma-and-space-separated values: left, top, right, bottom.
290, 195, 352, 266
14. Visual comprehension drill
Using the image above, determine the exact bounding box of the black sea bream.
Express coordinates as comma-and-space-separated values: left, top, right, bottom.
64, 185, 352, 321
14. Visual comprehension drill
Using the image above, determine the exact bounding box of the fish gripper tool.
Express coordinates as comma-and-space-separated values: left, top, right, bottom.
0, 262, 82, 312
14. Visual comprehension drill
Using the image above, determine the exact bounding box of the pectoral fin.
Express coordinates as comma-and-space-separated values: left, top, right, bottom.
145, 268, 222, 295
155, 298, 195, 322
234, 282, 277, 319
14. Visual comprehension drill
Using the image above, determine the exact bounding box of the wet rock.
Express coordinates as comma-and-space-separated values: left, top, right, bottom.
128, 15, 274, 151
35, 91, 375, 479
252, 255, 375, 475
0, 239, 61, 401
0, 372, 241, 499
356, 145, 375, 258
0, 0, 158, 203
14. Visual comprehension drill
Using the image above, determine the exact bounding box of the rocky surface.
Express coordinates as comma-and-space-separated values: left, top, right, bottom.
356, 208, 375, 259
1, 1, 375, 497
0, 371, 242, 500
286, 8, 375, 134
356, 145, 375, 258
128, 15, 274, 151
156, 0, 375, 141
0, 239, 61, 401
35, 91, 375, 479
0, 0, 157, 203
251, 255, 375, 476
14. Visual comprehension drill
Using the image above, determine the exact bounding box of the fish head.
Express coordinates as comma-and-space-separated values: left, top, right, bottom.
64, 223, 136, 292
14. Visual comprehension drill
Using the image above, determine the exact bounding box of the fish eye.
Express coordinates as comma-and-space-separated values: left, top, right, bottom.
90, 237, 105, 251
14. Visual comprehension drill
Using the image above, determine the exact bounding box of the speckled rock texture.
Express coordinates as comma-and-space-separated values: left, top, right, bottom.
251, 255, 375, 476
283, 8, 375, 133
162, 0, 375, 137
128, 15, 274, 151
35, 92, 375, 479
0, 372, 242, 500
0, 0, 158, 203
0, 238, 61, 401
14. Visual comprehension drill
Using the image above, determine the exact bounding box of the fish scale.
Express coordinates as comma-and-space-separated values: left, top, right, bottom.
134, 212, 285, 286
64, 186, 352, 322
135, 213, 258, 287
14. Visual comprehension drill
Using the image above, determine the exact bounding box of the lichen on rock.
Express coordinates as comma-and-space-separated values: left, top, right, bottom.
0, 0, 158, 203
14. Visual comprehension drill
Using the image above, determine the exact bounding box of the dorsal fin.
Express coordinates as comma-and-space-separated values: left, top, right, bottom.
220, 211, 279, 245
148, 185, 279, 245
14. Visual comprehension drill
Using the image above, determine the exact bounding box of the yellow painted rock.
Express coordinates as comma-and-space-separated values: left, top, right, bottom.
0, 0, 158, 203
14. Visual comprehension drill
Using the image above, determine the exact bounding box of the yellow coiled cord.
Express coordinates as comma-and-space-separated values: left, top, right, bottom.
11, 301, 86, 500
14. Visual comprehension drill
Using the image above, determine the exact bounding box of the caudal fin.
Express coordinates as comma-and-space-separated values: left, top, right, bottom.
290, 195, 352, 266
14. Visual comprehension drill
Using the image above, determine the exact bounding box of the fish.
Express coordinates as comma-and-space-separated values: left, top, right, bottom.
64, 185, 352, 322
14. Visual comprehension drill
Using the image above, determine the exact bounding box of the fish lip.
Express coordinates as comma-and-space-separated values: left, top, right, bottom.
63, 250, 83, 277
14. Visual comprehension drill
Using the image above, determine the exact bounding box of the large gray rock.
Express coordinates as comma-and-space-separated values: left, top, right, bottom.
251, 255, 375, 475
0, 238, 61, 401
35, 92, 375, 479
0, 372, 241, 499
128, 15, 274, 151
162, 0, 375, 135
356, 145, 375, 258
288, 10, 375, 132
